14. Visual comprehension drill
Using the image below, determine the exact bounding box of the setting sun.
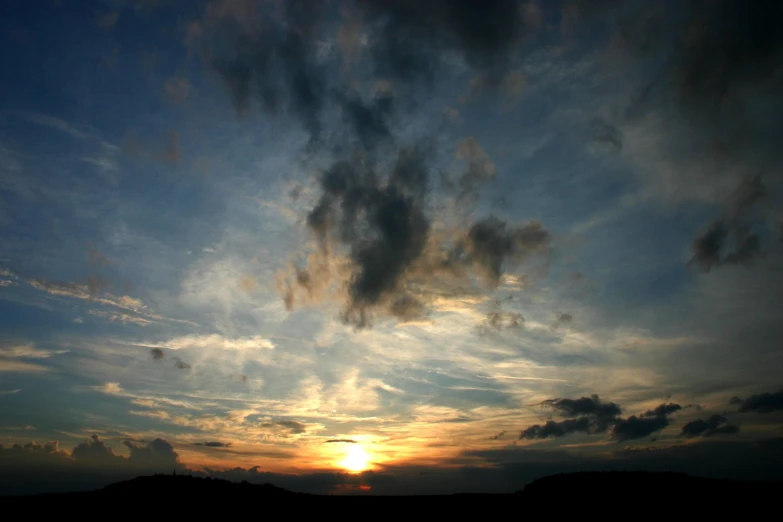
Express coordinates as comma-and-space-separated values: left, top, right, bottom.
340, 445, 370, 473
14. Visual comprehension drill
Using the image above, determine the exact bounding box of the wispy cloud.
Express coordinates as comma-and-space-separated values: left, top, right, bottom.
0, 388, 22, 396
0, 359, 50, 373
0, 343, 68, 359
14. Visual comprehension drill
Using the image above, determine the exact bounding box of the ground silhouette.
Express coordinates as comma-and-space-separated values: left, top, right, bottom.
2, 471, 777, 514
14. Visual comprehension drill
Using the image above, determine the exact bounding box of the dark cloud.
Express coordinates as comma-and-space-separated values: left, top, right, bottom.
356, 0, 529, 86
521, 395, 622, 439
680, 415, 740, 438
297, 146, 431, 328
478, 310, 523, 335
465, 217, 550, 287
522, 397, 683, 442
71, 434, 122, 465
552, 312, 573, 329
587, 117, 623, 152
611, 403, 682, 441
324, 439, 357, 444
193, 1, 553, 328
192, 0, 328, 141
521, 417, 591, 440
0, 435, 185, 495
173, 357, 191, 370
122, 438, 180, 470
689, 175, 767, 273
489, 431, 505, 441
338, 90, 396, 152
544, 395, 621, 428
150, 348, 164, 360
688, 221, 728, 273
672, 1, 783, 121
261, 420, 307, 435
194, 441, 232, 448
733, 389, 783, 414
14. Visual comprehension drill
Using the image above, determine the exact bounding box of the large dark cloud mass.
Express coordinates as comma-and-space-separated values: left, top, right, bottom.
521, 395, 622, 439
521, 396, 689, 442
732, 389, 783, 414
0, 435, 183, 496
191, 0, 553, 328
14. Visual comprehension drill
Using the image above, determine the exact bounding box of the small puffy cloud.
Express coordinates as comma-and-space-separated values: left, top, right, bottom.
150, 348, 165, 360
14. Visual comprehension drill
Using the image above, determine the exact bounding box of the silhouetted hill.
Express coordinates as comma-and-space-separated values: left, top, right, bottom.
2, 471, 778, 514
517, 470, 780, 504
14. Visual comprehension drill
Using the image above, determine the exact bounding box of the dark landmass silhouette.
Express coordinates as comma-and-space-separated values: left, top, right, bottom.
2, 471, 778, 513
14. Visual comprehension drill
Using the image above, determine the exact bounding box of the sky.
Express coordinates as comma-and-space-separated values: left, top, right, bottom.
1, 0, 783, 496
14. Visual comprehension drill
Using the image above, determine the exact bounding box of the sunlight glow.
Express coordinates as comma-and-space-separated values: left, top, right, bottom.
340, 445, 370, 473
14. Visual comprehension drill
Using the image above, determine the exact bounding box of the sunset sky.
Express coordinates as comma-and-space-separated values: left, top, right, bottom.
2, 0, 783, 496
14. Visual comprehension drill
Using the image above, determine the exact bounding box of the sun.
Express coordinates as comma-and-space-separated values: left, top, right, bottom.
339, 445, 370, 473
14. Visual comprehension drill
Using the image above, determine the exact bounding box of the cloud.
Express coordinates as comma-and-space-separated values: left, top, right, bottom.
465, 217, 551, 287
543, 395, 621, 428
88, 310, 152, 326
520, 396, 684, 442
732, 389, 783, 414
261, 420, 307, 435
193, 441, 231, 448
138, 334, 275, 352
611, 403, 682, 441
521, 395, 622, 439
688, 175, 767, 273
0, 343, 68, 359
150, 348, 165, 360
357, 0, 531, 84
552, 312, 573, 329
0, 360, 50, 373
521, 417, 592, 440
477, 310, 523, 335
0, 389, 22, 396
25, 276, 174, 325
324, 439, 357, 444
587, 117, 623, 152
193, 0, 553, 329
680, 415, 740, 438
92, 382, 123, 395
8, 111, 92, 140
173, 357, 192, 370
